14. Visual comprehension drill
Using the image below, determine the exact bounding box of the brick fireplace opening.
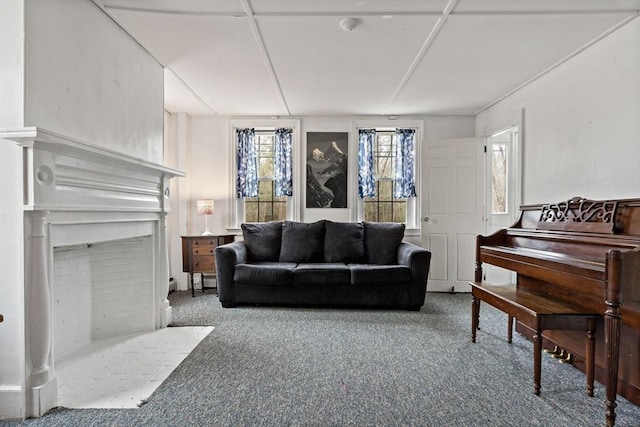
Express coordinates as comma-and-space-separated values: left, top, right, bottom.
53, 237, 154, 360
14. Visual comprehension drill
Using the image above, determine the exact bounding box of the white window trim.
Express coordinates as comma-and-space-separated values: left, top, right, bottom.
350, 119, 423, 236
227, 119, 301, 231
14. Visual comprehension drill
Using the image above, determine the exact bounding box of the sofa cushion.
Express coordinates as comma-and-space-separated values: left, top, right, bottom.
292, 263, 350, 286
363, 222, 405, 264
324, 221, 365, 263
234, 262, 297, 285
349, 264, 411, 285
279, 220, 325, 263
241, 221, 282, 262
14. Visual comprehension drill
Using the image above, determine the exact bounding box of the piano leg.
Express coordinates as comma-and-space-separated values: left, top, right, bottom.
533, 328, 542, 396
471, 296, 480, 343
605, 308, 622, 427
586, 318, 596, 397
604, 251, 624, 427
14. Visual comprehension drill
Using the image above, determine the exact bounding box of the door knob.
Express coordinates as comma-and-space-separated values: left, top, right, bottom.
423, 217, 430, 222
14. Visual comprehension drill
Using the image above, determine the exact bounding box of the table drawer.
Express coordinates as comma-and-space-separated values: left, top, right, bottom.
192, 255, 215, 272
192, 246, 215, 256
191, 237, 216, 248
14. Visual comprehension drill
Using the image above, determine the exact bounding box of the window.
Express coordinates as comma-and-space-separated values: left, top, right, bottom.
491, 142, 508, 214
363, 131, 407, 222
354, 120, 421, 233
244, 131, 287, 222
230, 119, 300, 229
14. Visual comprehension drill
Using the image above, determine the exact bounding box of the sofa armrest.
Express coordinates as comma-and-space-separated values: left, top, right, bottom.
215, 241, 248, 307
397, 242, 432, 308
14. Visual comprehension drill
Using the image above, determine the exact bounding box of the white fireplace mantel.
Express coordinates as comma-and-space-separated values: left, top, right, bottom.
0, 127, 184, 418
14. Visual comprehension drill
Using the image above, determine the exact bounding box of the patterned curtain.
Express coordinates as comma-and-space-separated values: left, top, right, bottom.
274, 128, 293, 197
394, 128, 417, 198
358, 129, 376, 198
236, 128, 258, 198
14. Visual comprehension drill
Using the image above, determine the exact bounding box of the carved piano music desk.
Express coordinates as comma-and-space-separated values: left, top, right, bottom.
471, 197, 640, 427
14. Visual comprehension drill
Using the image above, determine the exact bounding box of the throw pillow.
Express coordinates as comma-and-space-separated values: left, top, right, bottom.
279, 220, 325, 263
324, 221, 365, 263
364, 221, 405, 264
241, 221, 282, 262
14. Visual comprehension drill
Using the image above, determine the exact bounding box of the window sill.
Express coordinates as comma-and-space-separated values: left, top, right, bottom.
405, 227, 420, 237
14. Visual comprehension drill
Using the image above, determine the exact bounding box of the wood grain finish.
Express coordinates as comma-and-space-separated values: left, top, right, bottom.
470, 282, 599, 397
474, 197, 640, 427
181, 235, 235, 297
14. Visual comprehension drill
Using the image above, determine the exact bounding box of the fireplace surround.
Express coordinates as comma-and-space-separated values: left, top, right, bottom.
0, 127, 183, 417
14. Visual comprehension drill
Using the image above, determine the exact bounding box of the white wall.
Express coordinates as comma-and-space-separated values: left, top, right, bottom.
476, 17, 640, 204
0, 142, 26, 419
0, 1, 26, 419
0, 0, 24, 128
165, 112, 190, 289
24, 0, 164, 163
188, 116, 232, 235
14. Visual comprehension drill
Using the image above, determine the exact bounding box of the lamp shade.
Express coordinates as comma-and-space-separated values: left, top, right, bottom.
196, 199, 214, 215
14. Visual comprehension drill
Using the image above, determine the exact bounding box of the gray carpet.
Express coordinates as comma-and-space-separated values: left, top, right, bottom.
3, 291, 639, 426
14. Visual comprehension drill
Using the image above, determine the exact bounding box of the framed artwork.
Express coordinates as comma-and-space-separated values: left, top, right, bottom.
306, 132, 348, 208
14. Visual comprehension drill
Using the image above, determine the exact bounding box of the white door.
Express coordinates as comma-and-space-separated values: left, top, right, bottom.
423, 138, 485, 293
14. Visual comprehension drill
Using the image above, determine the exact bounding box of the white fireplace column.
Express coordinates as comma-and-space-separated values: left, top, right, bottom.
0, 127, 184, 418
158, 206, 172, 328
25, 210, 57, 415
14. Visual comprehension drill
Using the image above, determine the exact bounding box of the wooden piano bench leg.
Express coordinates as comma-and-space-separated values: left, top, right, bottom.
533, 328, 542, 396
471, 296, 480, 343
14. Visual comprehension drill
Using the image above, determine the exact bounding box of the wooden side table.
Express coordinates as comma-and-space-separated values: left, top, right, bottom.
181, 235, 235, 297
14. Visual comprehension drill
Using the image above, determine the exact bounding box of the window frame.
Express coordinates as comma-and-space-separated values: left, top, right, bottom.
228, 119, 300, 230
351, 119, 423, 236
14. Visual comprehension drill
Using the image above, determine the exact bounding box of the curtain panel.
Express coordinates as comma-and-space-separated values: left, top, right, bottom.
394, 128, 417, 198
358, 129, 376, 198
274, 128, 293, 197
236, 128, 258, 198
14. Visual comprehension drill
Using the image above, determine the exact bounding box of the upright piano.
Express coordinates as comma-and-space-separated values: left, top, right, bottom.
475, 197, 640, 426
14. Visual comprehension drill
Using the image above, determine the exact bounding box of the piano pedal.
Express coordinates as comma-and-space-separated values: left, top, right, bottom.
559, 353, 573, 364
552, 349, 567, 359
544, 345, 561, 356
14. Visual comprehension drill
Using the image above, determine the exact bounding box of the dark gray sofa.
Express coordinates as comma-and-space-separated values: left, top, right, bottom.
214, 220, 431, 310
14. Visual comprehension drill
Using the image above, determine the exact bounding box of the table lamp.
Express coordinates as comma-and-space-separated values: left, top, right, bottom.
196, 199, 214, 236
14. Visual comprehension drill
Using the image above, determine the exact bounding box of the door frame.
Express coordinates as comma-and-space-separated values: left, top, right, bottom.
479, 109, 523, 235
478, 110, 523, 284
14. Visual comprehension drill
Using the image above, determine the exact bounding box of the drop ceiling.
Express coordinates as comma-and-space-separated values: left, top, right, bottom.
94, 0, 640, 116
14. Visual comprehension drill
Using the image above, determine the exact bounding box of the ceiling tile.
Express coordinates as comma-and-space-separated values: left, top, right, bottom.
108, 8, 286, 115
391, 12, 635, 114
259, 14, 441, 115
